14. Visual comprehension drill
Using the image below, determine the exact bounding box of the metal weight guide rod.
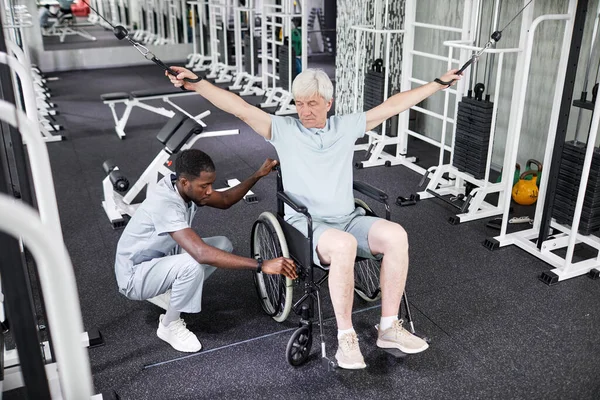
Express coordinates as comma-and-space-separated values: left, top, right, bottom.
435, 0, 533, 87
80, 0, 201, 85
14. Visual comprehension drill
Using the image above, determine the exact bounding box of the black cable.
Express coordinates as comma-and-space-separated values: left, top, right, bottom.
499, 0, 533, 33
80, 0, 117, 30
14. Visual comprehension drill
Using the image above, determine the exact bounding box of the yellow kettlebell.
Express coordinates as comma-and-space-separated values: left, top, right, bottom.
512, 171, 539, 205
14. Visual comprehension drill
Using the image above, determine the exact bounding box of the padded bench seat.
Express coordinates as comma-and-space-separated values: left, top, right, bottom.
130, 88, 191, 98
101, 92, 131, 102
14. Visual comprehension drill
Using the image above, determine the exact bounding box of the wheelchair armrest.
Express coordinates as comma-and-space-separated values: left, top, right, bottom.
277, 191, 309, 215
353, 181, 388, 203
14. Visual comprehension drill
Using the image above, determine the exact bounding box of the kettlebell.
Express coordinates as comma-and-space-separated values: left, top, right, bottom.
496, 163, 521, 186
512, 171, 538, 205
524, 159, 542, 188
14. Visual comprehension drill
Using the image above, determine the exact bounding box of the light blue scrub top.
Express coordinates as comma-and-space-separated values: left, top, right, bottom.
114, 175, 196, 295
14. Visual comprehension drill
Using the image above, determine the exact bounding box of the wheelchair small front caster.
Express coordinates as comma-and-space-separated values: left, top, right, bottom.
286, 326, 313, 366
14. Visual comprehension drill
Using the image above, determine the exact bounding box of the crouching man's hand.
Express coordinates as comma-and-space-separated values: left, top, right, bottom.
262, 257, 297, 280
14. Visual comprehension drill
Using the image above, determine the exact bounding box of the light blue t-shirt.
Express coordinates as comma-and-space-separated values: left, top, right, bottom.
114, 175, 197, 295
268, 113, 366, 220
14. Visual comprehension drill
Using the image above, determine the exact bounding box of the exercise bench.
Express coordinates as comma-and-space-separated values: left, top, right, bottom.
101, 88, 210, 139
102, 112, 239, 228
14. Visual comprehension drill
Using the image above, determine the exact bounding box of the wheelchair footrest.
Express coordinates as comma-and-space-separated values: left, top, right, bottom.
380, 347, 408, 359
321, 355, 337, 371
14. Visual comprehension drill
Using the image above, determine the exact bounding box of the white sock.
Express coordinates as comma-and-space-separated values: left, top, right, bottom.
379, 315, 398, 331
162, 306, 181, 327
337, 327, 355, 339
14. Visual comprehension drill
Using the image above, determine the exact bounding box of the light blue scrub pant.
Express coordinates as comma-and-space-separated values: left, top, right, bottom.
126, 236, 233, 313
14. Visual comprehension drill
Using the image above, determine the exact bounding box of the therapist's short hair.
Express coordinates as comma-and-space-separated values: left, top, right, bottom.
292, 68, 333, 102
175, 149, 215, 180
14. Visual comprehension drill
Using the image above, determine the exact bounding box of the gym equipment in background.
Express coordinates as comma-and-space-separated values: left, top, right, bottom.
0, 17, 110, 394
100, 87, 210, 139
351, 0, 403, 169
227, 0, 264, 96
101, 113, 239, 228
82, 0, 201, 83
259, 0, 307, 115
4, 4, 64, 142
512, 171, 538, 206
414, 0, 527, 225
484, 0, 600, 285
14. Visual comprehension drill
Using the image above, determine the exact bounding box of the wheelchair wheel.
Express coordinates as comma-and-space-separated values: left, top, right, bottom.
286, 326, 312, 366
354, 199, 382, 302
251, 212, 293, 322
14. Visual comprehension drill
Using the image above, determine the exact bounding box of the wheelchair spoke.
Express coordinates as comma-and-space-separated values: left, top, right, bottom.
354, 259, 381, 301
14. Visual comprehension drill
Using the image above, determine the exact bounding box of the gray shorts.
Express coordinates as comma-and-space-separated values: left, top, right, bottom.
286, 207, 383, 266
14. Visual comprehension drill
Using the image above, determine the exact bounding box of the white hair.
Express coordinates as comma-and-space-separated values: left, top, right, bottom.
291, 68, 334, 102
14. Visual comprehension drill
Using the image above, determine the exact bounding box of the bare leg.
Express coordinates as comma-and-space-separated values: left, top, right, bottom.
316, 229, 358, 330
367, 220, 409, 317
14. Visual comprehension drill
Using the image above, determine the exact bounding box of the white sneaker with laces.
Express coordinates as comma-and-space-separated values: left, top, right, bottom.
156, 315, 202, 353
335, 332, 366, 369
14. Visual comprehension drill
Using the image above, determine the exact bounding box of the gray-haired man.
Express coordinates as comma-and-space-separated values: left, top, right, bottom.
166, 65, 460, 369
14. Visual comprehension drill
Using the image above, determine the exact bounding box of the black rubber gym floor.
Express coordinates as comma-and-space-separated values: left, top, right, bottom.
8, 63, 600, 399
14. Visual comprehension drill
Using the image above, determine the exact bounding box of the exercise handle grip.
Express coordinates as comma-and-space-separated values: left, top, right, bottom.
149, 56, 202, 84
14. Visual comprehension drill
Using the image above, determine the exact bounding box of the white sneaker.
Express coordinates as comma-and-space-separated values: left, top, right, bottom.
156, 315, 202, 353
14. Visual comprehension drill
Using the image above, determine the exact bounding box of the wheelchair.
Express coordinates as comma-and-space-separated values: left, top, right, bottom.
251, 166, 419, 368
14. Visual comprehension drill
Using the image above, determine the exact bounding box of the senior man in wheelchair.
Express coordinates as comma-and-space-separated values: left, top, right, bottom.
115, 149, 297, 353
167, 66, 460, 369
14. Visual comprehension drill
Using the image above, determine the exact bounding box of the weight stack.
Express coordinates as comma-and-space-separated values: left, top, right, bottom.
452, 97, 493, 180
552, 140, 600, 235
279, 44, 298, 91
216, 23, 235, 65
363, 63, 391, 135
243, 35, 260, 75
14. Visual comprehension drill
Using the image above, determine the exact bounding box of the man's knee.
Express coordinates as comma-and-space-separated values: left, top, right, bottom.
388, 223, 408, 248
371, 221, 408, 253
319, 230, 358, 262
177, 256, 204, 281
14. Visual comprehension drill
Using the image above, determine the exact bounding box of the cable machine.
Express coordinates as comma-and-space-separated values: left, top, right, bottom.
485, 0, 600, 285
415, 0, 528, 224
228, 0, 264, 96
259, 0, 307, 115
186, 0, 213, 72
0, 6, 112, 395
351, 0, 403, 163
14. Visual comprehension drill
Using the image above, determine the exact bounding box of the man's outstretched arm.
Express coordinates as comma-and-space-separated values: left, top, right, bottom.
365, 69, 462, 132
167, 66, 273, 140
204, 159, 278, 209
